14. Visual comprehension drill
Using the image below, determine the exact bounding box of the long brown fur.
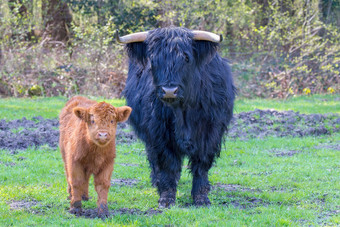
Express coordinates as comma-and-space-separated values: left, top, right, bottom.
59, 96, 132, 217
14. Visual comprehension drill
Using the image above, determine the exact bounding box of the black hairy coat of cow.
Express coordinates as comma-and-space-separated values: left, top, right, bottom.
119, 27, 236, 208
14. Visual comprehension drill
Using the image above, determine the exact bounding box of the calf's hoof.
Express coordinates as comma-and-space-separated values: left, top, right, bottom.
193, 194, 211, 207
158, 190, 176, 208
97, 203, 109, 219
69, 200, 83, 216
82, 195, 90, 201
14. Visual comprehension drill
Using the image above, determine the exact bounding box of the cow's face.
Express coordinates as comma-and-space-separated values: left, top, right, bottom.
148, 35, 194, 106
73, 103, 132, 147
126, 27, 219, 107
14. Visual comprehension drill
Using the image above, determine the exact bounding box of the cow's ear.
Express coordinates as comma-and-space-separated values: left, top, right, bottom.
116, 106, 132, 122
192, 41, 219, 65
73, 107, 88, 121
126, 42, 148, 65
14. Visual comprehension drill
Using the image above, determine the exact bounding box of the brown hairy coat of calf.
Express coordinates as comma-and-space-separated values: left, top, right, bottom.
59, 96, 132, 217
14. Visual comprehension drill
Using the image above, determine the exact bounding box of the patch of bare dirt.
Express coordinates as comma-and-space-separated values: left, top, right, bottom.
0, 110, 338, 151
228, 109, 339, 140
314, 143, 340, 151
269, 149, 303, 157
8, 199, 44, 214
214, 183, 260, 192
78, 207, 162, 219
118, 163, 139, 167
218, 195, 270, 209
111, 178, 139, 187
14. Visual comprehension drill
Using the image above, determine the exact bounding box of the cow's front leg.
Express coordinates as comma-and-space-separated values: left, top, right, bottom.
158, 171, 178, 209
94, 162, 113, 219
149, 147, 182, 208
190, 158, 214, 206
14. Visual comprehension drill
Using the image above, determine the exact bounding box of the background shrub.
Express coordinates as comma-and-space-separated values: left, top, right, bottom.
0, 0, 339, 98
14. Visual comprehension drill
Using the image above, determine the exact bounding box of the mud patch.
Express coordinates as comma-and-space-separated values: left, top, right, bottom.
0, 119, 137, 151
78, 207, 162, 219
214, 183, 260, 192
0, 161, 16, 166
8, 199, 45, 214
228, 109, 339, 140
115, 122, 138, 145
0, 117, 59, 151
0, 109, 338, 151
269, 186, 296, 193
118, 163, 139, 167
269, 149, 303, 157
218, 195, 270, 209
314, 143, 340, 151
111, 178, 139, 187
317, 208, 340, 225
213, 184, 270, 209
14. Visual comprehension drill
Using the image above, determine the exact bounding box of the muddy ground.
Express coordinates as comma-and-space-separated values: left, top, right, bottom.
0, 109, 339, 151
2, 109, 339, 220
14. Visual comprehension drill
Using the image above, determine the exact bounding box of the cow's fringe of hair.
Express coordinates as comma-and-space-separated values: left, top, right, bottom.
126, 42, 147, 66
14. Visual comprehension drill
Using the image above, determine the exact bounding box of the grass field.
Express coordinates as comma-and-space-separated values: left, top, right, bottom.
0, 94, 339, 226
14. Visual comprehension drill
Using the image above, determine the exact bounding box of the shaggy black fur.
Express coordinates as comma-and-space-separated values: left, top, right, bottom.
123, 27, 236, 207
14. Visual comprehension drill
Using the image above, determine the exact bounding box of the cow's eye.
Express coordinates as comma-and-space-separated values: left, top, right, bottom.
184, 54, 189, 63
111, 120, 114, 124
91, 120, 95, 124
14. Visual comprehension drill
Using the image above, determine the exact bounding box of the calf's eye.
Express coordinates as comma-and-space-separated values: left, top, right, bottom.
91, 120, 95, 124
111, 120, 114, 124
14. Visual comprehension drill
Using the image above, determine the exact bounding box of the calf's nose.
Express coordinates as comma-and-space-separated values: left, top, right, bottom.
162, 86, 178, 99
98, 132, 108, 139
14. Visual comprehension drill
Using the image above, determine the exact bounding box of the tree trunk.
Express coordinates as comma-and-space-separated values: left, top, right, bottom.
42, 0, 72, 44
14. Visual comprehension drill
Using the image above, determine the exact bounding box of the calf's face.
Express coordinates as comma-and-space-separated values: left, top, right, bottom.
73, 102, 132, 147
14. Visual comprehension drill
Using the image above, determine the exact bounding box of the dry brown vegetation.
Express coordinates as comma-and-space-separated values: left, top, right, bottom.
0, 0, 339, 98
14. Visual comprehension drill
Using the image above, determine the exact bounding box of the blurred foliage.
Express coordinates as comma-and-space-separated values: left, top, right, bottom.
0, 0, 339, 98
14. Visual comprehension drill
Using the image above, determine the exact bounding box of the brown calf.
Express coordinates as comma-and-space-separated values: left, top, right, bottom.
59, 96, 132, 217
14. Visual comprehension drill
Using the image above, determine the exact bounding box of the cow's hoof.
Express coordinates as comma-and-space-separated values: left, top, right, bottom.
158, 191, 176, 208
97, 204, 109, 219
158, 197, 176, 208
193, 194, 211, 207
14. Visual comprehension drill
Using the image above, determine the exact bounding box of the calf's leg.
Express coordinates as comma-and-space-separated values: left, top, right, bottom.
60, 145, 72, 200
82, 171, 91, 201
94, 162, 113, 218
69, 162, 87, 216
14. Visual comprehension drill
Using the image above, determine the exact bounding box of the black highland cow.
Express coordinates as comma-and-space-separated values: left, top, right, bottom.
117, 27, 236, 208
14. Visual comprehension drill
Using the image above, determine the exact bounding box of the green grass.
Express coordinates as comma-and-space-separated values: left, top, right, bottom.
0, 94, 339, 226
235, 94, 340, 114
0, 94, 339, 121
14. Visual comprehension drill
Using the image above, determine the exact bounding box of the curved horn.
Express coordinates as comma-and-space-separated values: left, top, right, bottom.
192, 30, 223, 43
115, 30, 148, 44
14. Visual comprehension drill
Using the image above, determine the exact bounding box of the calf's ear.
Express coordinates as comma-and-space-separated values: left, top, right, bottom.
116, 106, 132, 122
73, 107, 88, 121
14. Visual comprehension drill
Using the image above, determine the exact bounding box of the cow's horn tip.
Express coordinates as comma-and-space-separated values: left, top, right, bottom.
115, 29, 120, 43
219, 34, 223, 42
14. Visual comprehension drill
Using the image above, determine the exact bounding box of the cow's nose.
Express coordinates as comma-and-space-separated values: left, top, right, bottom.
162, 86, 178, 99
98, 132, 108, 139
